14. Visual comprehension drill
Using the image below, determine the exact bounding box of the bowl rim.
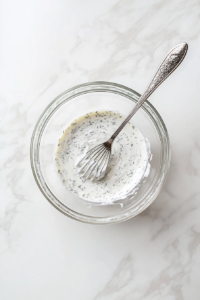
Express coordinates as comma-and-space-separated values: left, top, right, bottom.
30, 81, 171, 224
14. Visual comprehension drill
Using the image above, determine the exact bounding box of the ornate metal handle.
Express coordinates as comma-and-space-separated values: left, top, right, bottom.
111, 42, 188, 140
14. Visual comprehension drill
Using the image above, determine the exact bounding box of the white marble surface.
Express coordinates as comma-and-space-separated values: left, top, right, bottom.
0, 0, 200, 299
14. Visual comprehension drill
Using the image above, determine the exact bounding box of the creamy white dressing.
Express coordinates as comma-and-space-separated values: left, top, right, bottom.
55, 111, 151, 205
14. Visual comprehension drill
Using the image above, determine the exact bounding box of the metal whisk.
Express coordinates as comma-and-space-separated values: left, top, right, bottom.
76, 42, 188, 181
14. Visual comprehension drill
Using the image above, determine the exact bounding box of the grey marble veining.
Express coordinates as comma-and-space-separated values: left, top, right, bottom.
0, 0, 200, 299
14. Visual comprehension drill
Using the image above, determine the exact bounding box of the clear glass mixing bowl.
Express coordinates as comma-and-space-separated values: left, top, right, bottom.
30, 82, 170, 224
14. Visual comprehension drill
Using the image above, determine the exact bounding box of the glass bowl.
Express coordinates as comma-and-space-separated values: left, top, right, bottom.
30, 82, 170, 224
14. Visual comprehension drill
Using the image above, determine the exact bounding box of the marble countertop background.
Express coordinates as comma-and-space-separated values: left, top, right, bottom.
1, 0, 200, 299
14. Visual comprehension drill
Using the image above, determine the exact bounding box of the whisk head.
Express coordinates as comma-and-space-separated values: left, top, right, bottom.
76, 143, 111, 181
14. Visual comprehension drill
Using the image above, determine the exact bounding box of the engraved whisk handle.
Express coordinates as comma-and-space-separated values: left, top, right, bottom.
110, 42, 188, 140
